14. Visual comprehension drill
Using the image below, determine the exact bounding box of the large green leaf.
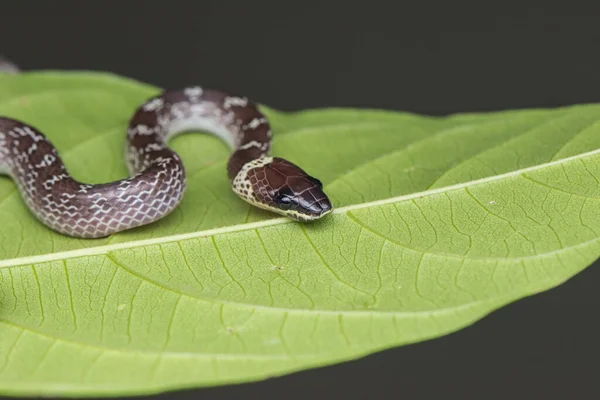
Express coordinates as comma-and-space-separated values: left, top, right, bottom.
1, 71, 599, 397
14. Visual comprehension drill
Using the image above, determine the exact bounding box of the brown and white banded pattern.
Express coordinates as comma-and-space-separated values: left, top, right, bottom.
0, 61, 332, 238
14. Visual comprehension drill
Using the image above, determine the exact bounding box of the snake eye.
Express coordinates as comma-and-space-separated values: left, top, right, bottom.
278, 195, 293, 208
275, 189, 297, 210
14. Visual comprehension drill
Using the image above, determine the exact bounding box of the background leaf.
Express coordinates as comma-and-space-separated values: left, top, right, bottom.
1, 72, 599, 396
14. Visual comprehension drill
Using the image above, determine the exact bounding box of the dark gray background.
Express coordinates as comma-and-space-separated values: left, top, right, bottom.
1, 1, 599, 399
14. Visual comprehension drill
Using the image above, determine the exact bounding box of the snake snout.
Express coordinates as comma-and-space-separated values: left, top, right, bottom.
319, 198, 333, 216
296, 185, 333, 220
310, 196, 333, 217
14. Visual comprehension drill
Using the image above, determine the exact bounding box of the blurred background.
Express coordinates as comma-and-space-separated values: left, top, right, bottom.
1, 1, 599, 399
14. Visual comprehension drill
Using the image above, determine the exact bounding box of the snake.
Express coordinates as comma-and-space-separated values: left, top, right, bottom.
0, 57, 333, 239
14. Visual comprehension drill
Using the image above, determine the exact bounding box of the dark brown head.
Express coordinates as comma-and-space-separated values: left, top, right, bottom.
232, 157, 333, 221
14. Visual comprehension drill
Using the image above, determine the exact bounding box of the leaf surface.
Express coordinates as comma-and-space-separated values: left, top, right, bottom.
1, 72, 599, 396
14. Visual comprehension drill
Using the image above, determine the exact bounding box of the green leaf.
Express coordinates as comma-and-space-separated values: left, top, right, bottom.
1, 71, 600, 397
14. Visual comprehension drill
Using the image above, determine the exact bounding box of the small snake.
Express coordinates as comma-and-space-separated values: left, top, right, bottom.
0, 58, 332, 238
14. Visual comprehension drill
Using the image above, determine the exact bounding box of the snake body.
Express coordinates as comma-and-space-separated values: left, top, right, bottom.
0, 61, 332, 238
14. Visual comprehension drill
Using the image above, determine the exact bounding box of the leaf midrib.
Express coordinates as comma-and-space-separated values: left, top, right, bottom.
1, 147, 599, 269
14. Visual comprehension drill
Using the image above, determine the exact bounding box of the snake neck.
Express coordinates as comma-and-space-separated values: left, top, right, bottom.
227, 146, 270, 181
231, 156, 274, 206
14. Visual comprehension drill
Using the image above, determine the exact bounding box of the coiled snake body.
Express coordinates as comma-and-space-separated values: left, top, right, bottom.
0, 59, 332, 238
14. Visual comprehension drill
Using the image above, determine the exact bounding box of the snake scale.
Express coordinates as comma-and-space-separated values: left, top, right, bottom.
0, 57, 332, 238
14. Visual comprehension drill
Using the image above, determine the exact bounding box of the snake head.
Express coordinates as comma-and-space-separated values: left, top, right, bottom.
233, 157, 333, 221
267, 157, 333, 221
